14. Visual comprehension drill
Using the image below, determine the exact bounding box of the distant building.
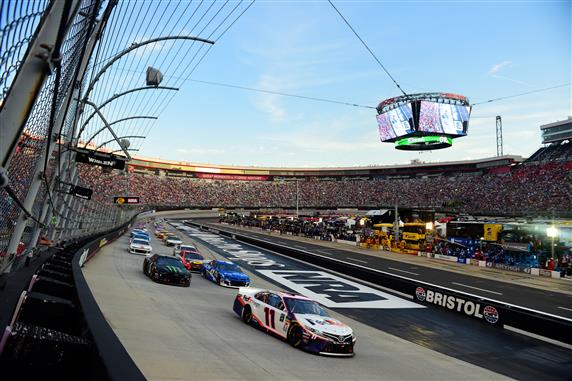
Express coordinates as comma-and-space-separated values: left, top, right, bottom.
540, 117, 572, 144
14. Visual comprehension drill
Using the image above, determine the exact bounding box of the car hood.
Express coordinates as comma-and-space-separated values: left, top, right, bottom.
295, 314, 353, 336
130, 243, 151, 249
220, 271, 249, 280
158, 265, 189, 275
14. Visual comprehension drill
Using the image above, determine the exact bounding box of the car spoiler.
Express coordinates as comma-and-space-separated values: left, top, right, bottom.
237, 287, 263, 296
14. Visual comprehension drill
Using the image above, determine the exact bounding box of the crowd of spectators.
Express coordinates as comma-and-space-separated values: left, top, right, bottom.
77, 159, 572, 216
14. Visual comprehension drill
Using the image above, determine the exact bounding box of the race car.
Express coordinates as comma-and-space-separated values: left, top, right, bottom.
131, 232, 150, 242
178, 250, 206, 272
129, 238, 152, 255
173, 244, 197, 256
143, 254, 191, 287
155, 230, 169, 239
234, 288, 356, 356
201, 260, 250, 287
129, 229, 149, 237
165, 235, 183, 246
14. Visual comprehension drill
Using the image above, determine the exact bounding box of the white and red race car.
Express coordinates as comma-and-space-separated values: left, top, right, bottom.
233, 288, 356, 356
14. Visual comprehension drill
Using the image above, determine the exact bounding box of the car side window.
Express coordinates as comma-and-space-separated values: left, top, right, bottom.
268, 294, 284, 310
255, 292, 269, 303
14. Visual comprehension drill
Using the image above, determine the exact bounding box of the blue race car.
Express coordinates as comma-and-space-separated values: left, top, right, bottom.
201, 260, 250, 288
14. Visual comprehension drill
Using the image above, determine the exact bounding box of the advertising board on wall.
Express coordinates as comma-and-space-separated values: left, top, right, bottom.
414, 286, 500, 324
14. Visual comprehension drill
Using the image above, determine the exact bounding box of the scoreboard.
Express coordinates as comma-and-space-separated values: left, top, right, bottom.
376, 93, 471, 150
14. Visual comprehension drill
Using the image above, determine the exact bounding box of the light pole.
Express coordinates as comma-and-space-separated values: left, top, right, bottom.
546, 226, 559, 259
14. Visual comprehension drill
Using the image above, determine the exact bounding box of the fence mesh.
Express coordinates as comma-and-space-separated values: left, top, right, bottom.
0, 0, 51, 102
0, 0, 104, 264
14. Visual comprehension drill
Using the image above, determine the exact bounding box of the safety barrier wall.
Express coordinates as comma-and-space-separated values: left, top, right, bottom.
189, 222, 572, 346
71, 217, 145, 381
0, 217, 144, 380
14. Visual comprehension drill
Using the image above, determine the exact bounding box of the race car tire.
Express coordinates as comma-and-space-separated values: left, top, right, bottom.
150, 268, 157, 281
143, 262, 147, 275
242, 306, 253, 324
287, 324, 303, 348
216, 275, 221, 285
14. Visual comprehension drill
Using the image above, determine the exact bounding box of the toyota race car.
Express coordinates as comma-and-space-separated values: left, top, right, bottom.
201, 260, 250, 287
178, 250, 206, 272
143, 254, 191, 286
234, 288, 356, 356
129, 238, 152, 255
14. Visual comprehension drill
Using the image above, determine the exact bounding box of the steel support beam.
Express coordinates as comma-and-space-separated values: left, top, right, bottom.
0, 0, 81, 167
77, 87, 177, 141
81, 116, 156, 148
2, 2, 116, 271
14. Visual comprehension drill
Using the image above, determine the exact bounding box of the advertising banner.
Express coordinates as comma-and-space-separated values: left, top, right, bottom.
113, 196, 140, 204
486, 262, 530, 273
483, 224, 501, 241
196, 173, 269, 181
75, 150, 126, 170
414, 286, 500, 324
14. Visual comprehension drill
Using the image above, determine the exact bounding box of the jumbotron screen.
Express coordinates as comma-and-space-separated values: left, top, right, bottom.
376, 93, 471, 145
418, 101, 470, 136
376, 103, 414, 141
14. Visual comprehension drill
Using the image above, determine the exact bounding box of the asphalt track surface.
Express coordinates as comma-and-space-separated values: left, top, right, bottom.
83, 223, 515, 381
198, 221, 572, 320
178, 222, 572, 381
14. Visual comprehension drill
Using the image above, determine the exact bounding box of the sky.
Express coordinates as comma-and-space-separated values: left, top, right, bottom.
112, 0, 571, 167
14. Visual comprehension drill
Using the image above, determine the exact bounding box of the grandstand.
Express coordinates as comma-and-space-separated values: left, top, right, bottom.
78, 150, 572, 217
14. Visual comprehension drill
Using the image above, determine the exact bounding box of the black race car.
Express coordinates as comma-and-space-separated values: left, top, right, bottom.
143, 254, 191, 287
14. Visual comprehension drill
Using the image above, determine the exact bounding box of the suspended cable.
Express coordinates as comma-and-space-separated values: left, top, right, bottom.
327, 0, 406, 96
189, 79, 376, 109
472, 83, 571, 106
3, 186, 45, 227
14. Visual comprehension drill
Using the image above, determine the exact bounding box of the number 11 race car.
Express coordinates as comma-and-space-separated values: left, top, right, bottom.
233, 288, 356, 356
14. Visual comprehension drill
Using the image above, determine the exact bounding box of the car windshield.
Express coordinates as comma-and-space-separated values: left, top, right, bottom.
157, 257, 185, 268
184, 252, 204, 260
284, 298, 329, 316
218, 263, 240, 272
132, 239, 148, 245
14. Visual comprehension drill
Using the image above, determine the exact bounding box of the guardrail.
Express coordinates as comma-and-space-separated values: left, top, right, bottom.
0, 219, 145, 380
188, 221, 572, 346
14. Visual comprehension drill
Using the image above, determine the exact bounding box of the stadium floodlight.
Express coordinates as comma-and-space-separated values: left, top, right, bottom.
146, 67, 163, 86
546, 227, 559, 238
120, 139, 131, 149
546, 226, 559, 259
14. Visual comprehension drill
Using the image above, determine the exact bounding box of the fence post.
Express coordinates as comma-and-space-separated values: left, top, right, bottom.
0, 0, 81, 167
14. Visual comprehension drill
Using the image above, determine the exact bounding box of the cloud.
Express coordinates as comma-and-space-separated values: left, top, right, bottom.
489, 60, 512, 75
487, 60, 533, 87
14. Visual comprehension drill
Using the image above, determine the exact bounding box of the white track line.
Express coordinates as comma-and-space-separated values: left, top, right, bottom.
388, 267, 419, 276
504, 325, 572, 350
346, 257, 368, 264
557, 306, 572, 312
451, 282, 503, 295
